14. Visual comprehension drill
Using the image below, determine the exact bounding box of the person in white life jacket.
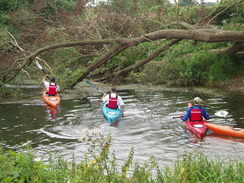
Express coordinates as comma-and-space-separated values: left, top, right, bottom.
102, 88, 125, 109
42, 74, 60, 96
181, 97, 210, 121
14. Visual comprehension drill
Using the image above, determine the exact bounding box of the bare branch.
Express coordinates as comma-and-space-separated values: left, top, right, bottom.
1, 28, 244, 87
96, 39, 181, 82
69, 44, 128, 88
207, 0, 243, 25
220, 42, 244, 55
21, 69, 31, 78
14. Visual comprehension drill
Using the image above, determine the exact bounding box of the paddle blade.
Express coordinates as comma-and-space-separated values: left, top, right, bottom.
35, 60, 43, 70
85, 80, 105, 94
173, 116, 183, 119
214, 111, 228, 117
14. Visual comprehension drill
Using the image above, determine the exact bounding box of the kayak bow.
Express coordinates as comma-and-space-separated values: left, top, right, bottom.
206, 123, 244, 138
102, 103, 122, 124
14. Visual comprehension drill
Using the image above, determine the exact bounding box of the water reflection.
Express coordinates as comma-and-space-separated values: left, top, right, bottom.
45, 105, 60, 119
0, 89, 243, 166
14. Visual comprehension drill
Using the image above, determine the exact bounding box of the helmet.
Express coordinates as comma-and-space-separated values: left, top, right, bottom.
50, 77, 56, 82
194, 97, 202, 104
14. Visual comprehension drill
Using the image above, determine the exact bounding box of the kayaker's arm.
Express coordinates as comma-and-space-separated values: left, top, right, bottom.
181, 108, 191, 121
118, 96, 125, 109
42, 74, 48, 83
102, 93, 108, 102
56, 85, 61, 94
202, 108, 210, 120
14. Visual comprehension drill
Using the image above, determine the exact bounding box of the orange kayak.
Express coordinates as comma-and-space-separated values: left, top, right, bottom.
42, 90, 60, 108
206, 123, 244, 138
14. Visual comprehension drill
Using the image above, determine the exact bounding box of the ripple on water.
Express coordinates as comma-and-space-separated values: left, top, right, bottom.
0, 89, 244, 166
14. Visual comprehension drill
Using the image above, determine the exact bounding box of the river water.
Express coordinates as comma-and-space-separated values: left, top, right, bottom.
0, 86, 244, 166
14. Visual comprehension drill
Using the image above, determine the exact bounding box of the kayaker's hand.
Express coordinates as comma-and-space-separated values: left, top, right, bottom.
42, 74, 48, 82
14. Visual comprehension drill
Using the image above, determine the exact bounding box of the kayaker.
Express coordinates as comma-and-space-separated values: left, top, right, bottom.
42, 74, 60, 96
181, 97, 210, 121
102, 87, 124, 109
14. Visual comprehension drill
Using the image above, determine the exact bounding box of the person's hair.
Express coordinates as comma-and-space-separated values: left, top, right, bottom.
50, 77, 56, 82
194, 97, 202, 104
111, 87, 117, 93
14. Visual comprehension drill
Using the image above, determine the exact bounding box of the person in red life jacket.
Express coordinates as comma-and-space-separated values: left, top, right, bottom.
181, 97, 210, 122
42, 74, 60, 96
102, 87, 124, 109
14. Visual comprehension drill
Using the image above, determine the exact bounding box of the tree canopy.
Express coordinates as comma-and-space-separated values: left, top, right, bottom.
0, 0, 243, 89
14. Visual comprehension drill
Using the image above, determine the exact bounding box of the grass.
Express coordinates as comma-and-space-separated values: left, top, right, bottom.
0, 136, 243, 183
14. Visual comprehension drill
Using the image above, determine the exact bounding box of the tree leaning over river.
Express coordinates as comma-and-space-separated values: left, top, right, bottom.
0, 0, 243, 89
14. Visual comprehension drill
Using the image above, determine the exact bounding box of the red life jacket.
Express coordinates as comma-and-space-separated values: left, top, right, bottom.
190, 108, 202, 121
107, 94, 118, 109
48, 83, 57, 96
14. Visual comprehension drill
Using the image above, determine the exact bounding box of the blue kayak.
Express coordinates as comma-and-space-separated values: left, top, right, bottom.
102, 103, 122, 124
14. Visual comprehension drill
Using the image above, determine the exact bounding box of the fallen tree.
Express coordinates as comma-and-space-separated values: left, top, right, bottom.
1, 0, 243, 89
1, 27, 244, 88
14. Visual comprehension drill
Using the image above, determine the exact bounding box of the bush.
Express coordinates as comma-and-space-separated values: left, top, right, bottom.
128, 40, 243, 87
0, 143, 243, 183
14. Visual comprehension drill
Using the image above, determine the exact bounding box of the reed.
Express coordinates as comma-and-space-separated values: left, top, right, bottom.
0, 144, 243, 183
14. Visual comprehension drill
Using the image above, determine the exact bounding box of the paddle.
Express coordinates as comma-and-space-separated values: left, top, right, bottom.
85, 80, 106, 94
35, 60, 50, 80
214, 110, 228, 117
173, 110, 228, 120
173, 108, 229, 138
173, 116, 183, 119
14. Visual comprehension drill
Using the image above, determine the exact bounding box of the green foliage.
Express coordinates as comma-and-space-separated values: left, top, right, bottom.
63, 67, 86, 88
177, 51, 213, 85
129, 41, 243, 87
127, 61, 179, 85
0, 0, 243, 89
55, 0, 77, 11
0, 0, 31, 29
0, 142, 243, 183
0, 85, 26, 99
97, 42, 160, 77
209, 0, 244, 31
0, 27, 11, 50
0, 147, 60, 182
0, 13, 10, 26
0, 0, 31, 13
208, 56, 236, 83
40, 0, 76, 17
164, 153, 244, 183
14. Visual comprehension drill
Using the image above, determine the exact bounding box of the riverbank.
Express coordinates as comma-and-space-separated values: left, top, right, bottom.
224, 76, 244, 95
1, 76, 244, 104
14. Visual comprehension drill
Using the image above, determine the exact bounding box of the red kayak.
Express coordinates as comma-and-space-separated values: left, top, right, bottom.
185, 103, 207, 139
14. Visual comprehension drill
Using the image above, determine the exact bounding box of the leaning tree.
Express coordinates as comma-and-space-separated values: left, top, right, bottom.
0, 0, 243, 88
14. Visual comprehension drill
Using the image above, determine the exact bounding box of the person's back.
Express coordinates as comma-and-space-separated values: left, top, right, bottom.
48, 81, 57, 96
102, 88, 124, 109
181, 97, 210, 121
107, 93, 118, 109
42, 75, 60, 96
